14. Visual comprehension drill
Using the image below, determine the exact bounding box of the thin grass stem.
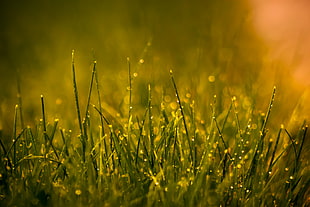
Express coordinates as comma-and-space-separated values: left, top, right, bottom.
266, 126, 282, 181
170, 70, 193, 166
85, 61, 96, 120
71, 50, 83, 136
127, 57, 132, 120
260, 86, 276, 138
12, 104, 18, 168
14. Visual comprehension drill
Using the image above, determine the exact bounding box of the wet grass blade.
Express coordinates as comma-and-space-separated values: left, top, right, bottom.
246, 87, 276, 183
71, 50, 83, 136
127, 57, 133, 119
296, 125, 307, 170
85, 60, 97, 120
148, 84, 155, 169
266, 126, 282, 181
12, 104, 18, 167
170, 70, 193, 167
285, 129, 298, 173
261, 86, 276, 138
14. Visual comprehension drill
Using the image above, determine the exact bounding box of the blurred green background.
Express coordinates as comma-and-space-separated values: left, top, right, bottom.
0, 0, 304, 137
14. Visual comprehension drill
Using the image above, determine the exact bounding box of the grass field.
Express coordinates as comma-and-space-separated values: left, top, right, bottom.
0, 0, 310, 206
0, 54, 309, 206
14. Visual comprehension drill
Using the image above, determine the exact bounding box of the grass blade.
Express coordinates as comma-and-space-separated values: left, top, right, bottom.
170, 70, 193, 167
71, 50, 83, 136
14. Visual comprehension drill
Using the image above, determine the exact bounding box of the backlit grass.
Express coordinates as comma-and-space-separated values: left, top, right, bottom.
0, 54, 309, 207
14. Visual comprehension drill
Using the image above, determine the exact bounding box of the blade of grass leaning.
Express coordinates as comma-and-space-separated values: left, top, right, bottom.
85, 60, 97, 120
127, 57, 133, 120
221, 102, 232, 132
135, 110, 149, 167
93, 60, 108, 163
266, 125, 283, 181
71, 50, 85, 162
170, 70, 193, 167
269, 142, 291, 169
40, 95, 47, 135
295, 124, 307, 172
214, 117, 232, 159
126, 57, 134, 156
12, 104, 18, 168
246, 86, 276, 181
148, 84, 155, 170
41, 95, 55, 158
94, 60, 105, 136
49, 119, 59, 160
189, 99, 197, 173
261, 86, 276, 138
71, 50, 83, 136
232, 96, 242, 137
284, 129, 298, 173
59, 128, 69, 157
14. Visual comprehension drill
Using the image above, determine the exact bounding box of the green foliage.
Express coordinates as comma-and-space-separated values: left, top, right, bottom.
0, 59, 309, 207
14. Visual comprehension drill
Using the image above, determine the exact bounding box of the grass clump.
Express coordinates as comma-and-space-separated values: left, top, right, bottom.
0, 55, 309, 207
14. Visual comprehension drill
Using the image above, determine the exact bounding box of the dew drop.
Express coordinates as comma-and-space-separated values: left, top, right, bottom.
75, 189, 82, 196
208, 75, 215, 83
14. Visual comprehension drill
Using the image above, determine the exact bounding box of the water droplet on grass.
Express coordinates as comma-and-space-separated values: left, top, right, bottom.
208, 75, 215, 82
75, 189, 82, 196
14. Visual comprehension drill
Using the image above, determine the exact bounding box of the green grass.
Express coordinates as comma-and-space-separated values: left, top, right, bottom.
0, 55, 309, 207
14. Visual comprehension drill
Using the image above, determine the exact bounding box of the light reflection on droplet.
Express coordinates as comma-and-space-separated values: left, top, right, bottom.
75, 189, 82, 196
208, 75, 215, 82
